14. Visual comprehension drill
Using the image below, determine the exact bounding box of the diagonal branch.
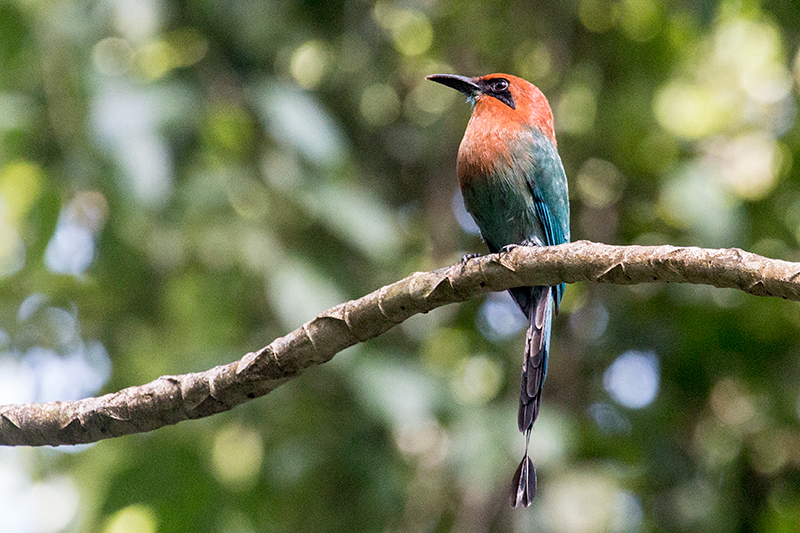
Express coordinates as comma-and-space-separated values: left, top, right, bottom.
2, 241, 800, 447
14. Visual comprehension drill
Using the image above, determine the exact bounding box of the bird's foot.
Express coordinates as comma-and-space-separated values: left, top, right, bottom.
460, 252, 482, 264
500, 240, 539, 256
500, 244, 520, 255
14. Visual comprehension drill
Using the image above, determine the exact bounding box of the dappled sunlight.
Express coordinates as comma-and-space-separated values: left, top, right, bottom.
710, 377, 758, 430
0, 222, 25, 278
700, 132, 783, 200
405, 77, 458, 125
91, 84, 179, 207
654, 18, 793, 141
96, 29, 213, 80
394, 418, 449, 468
555, 84, 597, 136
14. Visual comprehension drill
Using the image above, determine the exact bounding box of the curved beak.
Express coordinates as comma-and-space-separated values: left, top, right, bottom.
426, 74, 481, 97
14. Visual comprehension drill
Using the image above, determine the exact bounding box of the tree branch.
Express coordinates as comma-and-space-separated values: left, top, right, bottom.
3, 241, 800, 446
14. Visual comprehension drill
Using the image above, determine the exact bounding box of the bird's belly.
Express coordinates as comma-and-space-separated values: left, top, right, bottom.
461, 178, 545, 252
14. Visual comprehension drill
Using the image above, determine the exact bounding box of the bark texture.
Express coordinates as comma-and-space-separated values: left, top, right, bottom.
2, 241, 799, 446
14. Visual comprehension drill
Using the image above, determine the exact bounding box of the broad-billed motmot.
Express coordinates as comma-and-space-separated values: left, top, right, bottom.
427, 73, 570, 508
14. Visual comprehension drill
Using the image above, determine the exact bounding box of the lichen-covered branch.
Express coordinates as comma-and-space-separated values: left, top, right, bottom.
2, 241, 800, 446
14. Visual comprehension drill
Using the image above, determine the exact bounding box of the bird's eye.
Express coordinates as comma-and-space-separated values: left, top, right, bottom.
492, 79, 509, 92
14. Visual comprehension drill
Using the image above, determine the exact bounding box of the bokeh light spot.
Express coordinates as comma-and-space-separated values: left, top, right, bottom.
406, 80, 457, 125
588, 403, 632, 435
111, 0, 161, 43
27, 476, 80, 533
579, 0, 617, 33
0, 161, 43, 223
165, 27, 208, 68
543, 471, 623, 533
45, 223, 94, 276
556, 85, 597, 135
103, 504, 158, 533
135, 40, 175, 80
212, 422, 264, 488
569, 301, 609, 342
360, 83, 400, 126
0, 222, 25, 278
382, 9, 432, 57
654, 82, 734, 139
701, 133, 780, 200
619, 0, 662, 41
710, 377, 756, 428
452, 355, 503, 404
394, 418, 449, 468
476, 292, 527, 341
93, 37, 134, 76
44, 192, 108, 276
576, 158, 625, 208
604, 350, 660, 409
513, 42, 555, 87
290, 40, 328, 89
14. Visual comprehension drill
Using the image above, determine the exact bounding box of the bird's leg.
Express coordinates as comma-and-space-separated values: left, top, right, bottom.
460, 252, 482, 264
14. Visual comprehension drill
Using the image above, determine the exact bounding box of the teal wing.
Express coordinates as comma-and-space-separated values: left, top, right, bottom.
523, 129, 570, 308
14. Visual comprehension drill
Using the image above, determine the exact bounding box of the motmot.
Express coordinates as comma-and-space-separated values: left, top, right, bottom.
427, 73, 570, 507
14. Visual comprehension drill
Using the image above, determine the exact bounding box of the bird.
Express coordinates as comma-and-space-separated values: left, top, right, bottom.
426, 73, 570, 507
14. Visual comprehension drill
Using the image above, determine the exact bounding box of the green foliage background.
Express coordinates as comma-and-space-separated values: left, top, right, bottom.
2, 0, 800, 531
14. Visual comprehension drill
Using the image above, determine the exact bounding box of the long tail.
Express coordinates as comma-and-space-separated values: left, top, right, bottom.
509, 285, 552, 508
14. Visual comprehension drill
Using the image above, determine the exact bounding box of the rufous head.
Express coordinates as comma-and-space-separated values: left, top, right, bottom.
426, 73, 556, 144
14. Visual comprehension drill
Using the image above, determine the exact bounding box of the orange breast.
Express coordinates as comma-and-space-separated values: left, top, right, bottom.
455, 80, 558, 187
457, 97, 521, 187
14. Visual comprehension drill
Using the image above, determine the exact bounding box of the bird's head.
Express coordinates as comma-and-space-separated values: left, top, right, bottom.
426, 73, 556, 144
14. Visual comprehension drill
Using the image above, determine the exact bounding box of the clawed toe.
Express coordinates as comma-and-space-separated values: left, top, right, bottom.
460, 252, 482, 264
